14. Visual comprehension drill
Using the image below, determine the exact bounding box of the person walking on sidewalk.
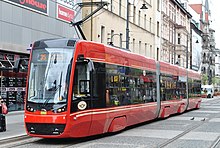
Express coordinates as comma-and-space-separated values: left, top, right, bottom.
0, 96, 7, 132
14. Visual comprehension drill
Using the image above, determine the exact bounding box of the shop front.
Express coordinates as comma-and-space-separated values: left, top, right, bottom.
0, 51, 29, 111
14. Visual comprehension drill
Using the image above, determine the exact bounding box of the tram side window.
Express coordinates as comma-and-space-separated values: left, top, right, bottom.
189, 79, 201, 98
177, 81, 186, 99
105, 64, 156, 107
188, 78, 193, 98
161, 74, 178, 101
195, 80, 201, 97
105, 64, 120, 106
141, 71, 156, 103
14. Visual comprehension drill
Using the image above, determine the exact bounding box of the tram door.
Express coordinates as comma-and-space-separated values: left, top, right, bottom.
70, 60, 93, 136
89, 62, 106, 135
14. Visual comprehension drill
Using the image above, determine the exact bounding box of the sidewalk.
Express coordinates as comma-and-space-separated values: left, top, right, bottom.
0, 110, 26, 141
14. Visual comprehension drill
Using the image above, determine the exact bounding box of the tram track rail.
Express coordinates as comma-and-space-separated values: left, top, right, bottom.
158, 121, 205, 148
210, 136, 220, 148
0, 135, 92, 148
0, 135, 30, 145
0, 135, 40, 148
159, 109, 220, 148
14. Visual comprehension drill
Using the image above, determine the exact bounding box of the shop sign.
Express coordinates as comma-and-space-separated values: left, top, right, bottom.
57, 0, 75, 8
57, 4, 75, 23
3, 0, 48, 15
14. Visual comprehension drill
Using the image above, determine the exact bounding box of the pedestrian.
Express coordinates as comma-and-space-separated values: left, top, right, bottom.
0, 96, 7, 132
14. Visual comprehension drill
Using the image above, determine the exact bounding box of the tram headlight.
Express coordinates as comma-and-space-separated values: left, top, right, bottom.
26, 105, 36, 112
52, 105, 66, 113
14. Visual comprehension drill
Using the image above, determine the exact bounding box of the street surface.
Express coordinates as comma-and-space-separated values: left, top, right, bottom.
1, 97, 220, 147
0, 111, 25, 141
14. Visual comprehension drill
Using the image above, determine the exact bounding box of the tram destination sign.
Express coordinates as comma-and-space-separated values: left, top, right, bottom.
3, 0, 48, 15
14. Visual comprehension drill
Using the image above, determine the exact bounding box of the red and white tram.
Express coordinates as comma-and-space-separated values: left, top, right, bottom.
14, 38, 201, 138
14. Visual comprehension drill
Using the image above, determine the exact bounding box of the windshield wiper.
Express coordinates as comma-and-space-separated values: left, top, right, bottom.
42, 72, 63, 107
58, 71, 63, 99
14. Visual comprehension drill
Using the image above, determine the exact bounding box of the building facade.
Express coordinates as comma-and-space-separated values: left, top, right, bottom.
215, 48, 220, 77
188, 3, 203, 71
209, 28, 216, 78
0, 0, 80, 111
189, 0, 216, 85
82, 0, 161, 59
161, 0, 191, 67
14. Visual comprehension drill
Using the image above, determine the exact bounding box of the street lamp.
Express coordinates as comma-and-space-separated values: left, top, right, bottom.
140, 4, 148, 9
126, 1, 148, 50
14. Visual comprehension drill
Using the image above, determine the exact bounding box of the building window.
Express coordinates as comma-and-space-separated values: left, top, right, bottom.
111, 30, 114, 44
169, 5, 171, 17
157, 21, 159, 36
119, 0, 122, 16
202, 67, 206, 74
133, 38, 135, 52
101, 26, 105, 43
138, 10, 141, 26
145, 43, 147, 56
178, 33, 181, 44
157, 48, 159, 61
110, 0, 113, 12
133, 6, 136, 24
157, 0, 160, 10
150, 45, 152, 58
144, 14, 147, 29
203, 53, 206, 62
120, 33, 123, 48
172, 7, 174, 21
177, 55, 181, 65
149, 17, 152, 32
139, 41, 142, 54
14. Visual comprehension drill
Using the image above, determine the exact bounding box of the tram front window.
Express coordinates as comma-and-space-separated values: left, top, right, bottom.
27, 48, 73, 112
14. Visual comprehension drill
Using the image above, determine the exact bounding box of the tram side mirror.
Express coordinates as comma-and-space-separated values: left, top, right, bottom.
88, 60, 94, 72
79, 80, 90, 94
77, 55, 94, 72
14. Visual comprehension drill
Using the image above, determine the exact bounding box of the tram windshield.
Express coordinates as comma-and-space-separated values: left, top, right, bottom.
27, 48, 73, 106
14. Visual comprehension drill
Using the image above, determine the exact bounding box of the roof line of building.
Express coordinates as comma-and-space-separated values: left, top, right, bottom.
172, 0, 192, 18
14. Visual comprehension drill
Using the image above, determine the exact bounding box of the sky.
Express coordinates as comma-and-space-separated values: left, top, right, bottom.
209, 0, 220, 49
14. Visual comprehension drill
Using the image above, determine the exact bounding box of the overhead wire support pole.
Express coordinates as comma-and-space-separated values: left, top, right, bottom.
70, 1, 109, 40
186, 34, 189, 69
186, 33, 189, 110
125, 0, 130, 50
